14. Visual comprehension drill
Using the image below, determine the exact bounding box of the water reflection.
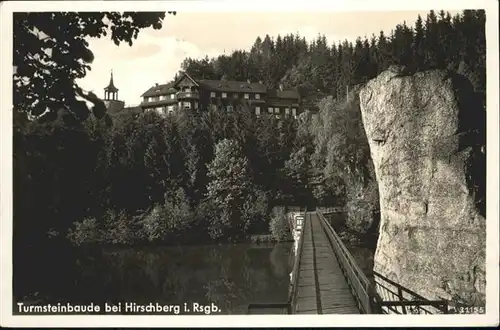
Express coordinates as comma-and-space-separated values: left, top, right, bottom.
75, 242, 293, 314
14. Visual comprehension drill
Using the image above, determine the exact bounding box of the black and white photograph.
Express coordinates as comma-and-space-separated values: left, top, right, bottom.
1, 0, 498, 327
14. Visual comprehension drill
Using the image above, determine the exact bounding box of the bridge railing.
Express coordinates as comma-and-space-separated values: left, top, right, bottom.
317, 206, 345, 214
287, 207, 308, 314
316, 209, 382, 314
373, 271, 449, 314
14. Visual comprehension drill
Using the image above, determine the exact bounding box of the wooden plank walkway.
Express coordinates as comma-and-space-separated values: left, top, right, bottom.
294, 212, 360, 314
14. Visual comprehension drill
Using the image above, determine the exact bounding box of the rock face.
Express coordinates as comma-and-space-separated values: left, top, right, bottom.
359, 67, 486, 306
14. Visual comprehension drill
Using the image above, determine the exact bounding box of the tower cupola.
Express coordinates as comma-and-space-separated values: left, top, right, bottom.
104, 69, 119, 101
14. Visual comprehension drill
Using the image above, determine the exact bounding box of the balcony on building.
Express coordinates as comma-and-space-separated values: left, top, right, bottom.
175, 85, 199, 100
176, 90, 200, 99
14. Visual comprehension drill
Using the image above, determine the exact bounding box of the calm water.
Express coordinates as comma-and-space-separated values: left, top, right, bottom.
72, 242, 294, 314
17, 232, 375, 315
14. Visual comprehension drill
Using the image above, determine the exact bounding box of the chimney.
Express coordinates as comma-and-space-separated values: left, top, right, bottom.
155, 83, 159, 87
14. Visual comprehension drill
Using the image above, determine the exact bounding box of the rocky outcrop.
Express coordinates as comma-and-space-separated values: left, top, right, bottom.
359, 67, 486, 306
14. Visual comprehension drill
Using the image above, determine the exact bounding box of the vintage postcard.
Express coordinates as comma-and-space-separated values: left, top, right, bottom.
1, 0, 498, 327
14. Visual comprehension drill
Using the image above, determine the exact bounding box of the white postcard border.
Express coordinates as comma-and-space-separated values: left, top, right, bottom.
1, 0, 498, 327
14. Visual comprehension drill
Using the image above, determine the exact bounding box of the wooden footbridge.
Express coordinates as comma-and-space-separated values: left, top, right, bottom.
248, 207, 449, 315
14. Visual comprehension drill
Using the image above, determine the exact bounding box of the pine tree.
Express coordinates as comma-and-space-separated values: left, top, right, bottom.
376, 30, 391, 71
413, 14, 425, 70
424, 10, 439, 68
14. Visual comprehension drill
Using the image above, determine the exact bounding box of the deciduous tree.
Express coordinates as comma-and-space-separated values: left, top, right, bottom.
14, 11, 176, 121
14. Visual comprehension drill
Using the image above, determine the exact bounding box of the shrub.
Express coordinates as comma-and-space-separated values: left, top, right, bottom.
67, 217, 100, 246
250, 234, 275, 244
208, 208, 232, 240
163, 189, 195, 233
269, 207, 291, 242
102, 209, 135, 244
139, 205, 166, 242
241, 189, 270, 234
138, 188, 198, 243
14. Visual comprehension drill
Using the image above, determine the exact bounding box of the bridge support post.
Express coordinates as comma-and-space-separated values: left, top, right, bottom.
398, 287, 407, 314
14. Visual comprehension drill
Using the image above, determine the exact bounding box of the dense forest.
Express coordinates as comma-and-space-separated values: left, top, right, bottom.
13, 10, 486, 301
179, 10, 485, 111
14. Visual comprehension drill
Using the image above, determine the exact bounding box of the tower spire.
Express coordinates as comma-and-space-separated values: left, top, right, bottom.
104, 69, 119, 100
110, 69, 114, 85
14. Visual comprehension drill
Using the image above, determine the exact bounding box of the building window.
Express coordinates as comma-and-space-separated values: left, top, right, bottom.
255, 107, 261, 115
155, 107, 163, 114
148, 97, 155, 102
227, 105, 233, 112
292, 108, 297, 117
234, 93, 239, 98
268, 107, 273, 113
222, 92, 227, 98
159, 95, 166, 100
244, 93, 249, 99
167, 105, 174, 113
170, 94, 175, 99
210, 92, 216, 98
183, 101, 191, 109
194, 102, 199, 110
274, 108, 280, 114
255, 93, 260, 100
285, 108, 290, 115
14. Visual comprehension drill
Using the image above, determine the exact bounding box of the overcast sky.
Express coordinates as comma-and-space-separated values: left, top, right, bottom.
77, 10, 456, 106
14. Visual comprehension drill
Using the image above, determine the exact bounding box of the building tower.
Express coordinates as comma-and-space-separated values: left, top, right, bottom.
103, 69, 125, 114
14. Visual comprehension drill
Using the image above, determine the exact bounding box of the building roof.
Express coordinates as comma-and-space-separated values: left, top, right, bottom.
109, 105, 142, 120
141, 82, 176, 97
110, 105, 142, 117
104, 70, 119, 92
121, 106, 142, 114
198, 79, 268, 94
141, 78, 268, 98
140, 73, 298, 99
173, 72, 200, 88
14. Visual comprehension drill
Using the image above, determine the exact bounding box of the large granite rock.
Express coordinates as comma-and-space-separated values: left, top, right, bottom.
359, 67, 486, 306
